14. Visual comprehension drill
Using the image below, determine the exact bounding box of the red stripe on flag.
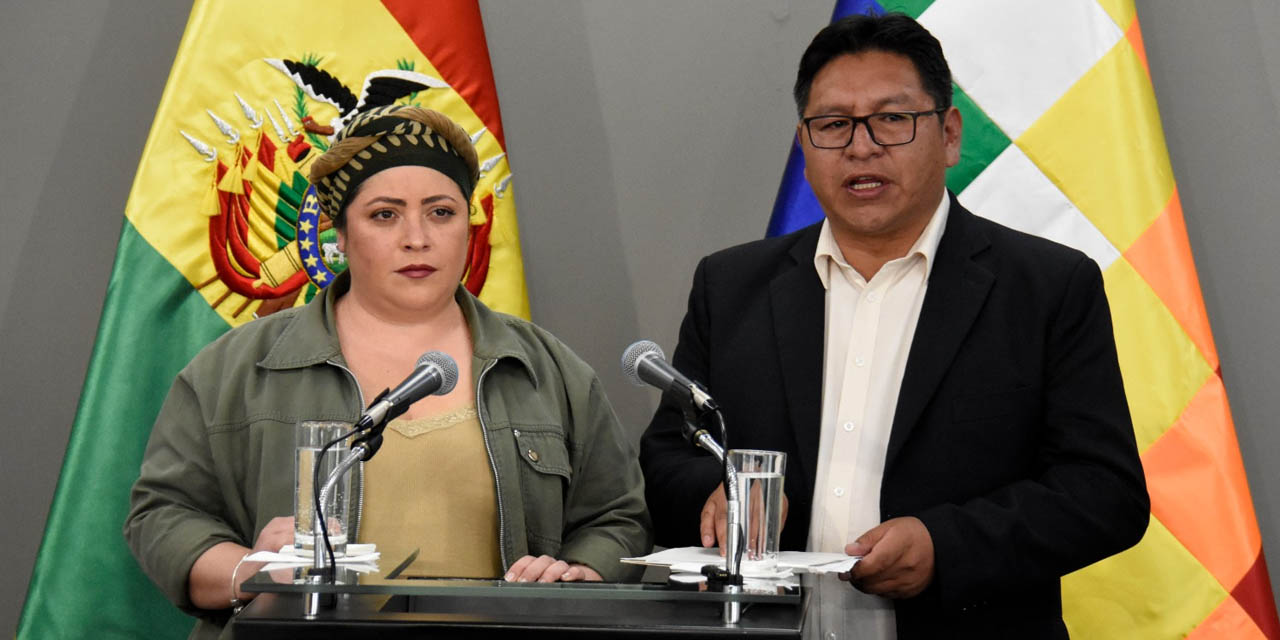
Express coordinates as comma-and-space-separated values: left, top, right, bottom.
382, 0, 506, 148
1233, 553, 1280, 639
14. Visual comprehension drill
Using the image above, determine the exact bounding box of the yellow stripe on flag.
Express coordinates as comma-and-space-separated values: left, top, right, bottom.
1102, 257, 1212, 451
1017, 31, 1173, 252
1094, 0, 1137, 31
1064, 515, 1225, 638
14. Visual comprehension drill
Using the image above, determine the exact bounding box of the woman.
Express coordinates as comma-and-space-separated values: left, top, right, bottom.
124, 105, 652, 638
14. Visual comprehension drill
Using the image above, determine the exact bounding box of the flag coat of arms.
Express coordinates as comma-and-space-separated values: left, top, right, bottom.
18, 1, 527, 637
769, 1, 1279, 637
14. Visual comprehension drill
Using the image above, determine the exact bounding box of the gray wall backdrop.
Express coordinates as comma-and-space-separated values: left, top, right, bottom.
3, 1, 1277, 632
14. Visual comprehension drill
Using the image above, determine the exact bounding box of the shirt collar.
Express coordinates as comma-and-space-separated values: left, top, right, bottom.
812, 188, 951, 289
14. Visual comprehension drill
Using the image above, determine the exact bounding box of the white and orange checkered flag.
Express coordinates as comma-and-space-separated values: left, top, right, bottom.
768, 1, 1279, 637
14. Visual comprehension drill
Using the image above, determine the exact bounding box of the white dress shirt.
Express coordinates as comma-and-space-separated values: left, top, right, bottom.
805, 192, 949, 640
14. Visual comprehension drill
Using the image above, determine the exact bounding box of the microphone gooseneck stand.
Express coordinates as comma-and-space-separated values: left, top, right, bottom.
306, 391, 391, 617
301, 351, 459, 617
621, 343, 747, 624
684, 408, 744, 624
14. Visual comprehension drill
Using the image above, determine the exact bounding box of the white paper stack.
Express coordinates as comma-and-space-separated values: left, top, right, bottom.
245, 543, 380, 573
622, 546, 860, 576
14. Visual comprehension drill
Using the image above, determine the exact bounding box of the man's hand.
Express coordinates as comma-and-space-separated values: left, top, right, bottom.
699, 483, 789, 555
504, 555, 604, 583
842, 516, 934, 599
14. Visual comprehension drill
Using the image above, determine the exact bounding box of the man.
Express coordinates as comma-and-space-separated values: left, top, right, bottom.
639, 13, 1149, 640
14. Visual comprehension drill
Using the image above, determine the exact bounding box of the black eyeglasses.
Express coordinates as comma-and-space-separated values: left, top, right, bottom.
802, 108, 947, 148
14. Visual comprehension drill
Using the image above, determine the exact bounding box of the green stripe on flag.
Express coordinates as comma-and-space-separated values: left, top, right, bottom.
948, 84, 1012, 194
882, 0, 934, 19
18, 219, 230, 639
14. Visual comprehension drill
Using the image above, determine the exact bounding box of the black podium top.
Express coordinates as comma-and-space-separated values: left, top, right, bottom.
234, 563, 807, 639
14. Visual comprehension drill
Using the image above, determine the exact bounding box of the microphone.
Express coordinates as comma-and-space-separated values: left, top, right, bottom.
355, 351, 459, 432
621, 340, 718, 413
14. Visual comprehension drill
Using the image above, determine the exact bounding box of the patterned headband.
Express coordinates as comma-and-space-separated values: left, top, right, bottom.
312, 105, 476, 223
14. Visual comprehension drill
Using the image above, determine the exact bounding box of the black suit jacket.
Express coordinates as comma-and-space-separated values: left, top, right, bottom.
640, 197, 1149, 639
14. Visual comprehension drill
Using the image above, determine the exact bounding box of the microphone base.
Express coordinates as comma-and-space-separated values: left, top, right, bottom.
306, 566, 335, 581
303, 569, 336, 617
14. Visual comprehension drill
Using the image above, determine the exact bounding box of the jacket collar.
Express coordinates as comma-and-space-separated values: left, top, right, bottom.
770, 224, 826, 495
258, 274, 348, 370
457, 285, 539, 389
884, 194, 995, 472
768, 192, 995, 489
258, 272, 537, 388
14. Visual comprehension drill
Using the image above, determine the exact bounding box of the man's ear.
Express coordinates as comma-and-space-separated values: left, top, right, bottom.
943, 106, 963, 168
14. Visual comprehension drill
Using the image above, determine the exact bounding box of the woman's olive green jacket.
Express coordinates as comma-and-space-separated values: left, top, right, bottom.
124, 274, 652, 638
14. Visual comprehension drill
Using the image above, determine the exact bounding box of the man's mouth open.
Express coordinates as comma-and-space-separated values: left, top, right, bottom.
847, 176, 887, 193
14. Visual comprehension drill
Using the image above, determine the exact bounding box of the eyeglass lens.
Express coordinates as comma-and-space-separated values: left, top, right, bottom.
807, 113, 920, 148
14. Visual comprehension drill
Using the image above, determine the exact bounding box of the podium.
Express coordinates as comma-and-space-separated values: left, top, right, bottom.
232, 565, 807, 639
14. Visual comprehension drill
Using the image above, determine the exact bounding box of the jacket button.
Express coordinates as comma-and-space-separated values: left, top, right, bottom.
513, 429, 521, 437
527, 449, 539, 462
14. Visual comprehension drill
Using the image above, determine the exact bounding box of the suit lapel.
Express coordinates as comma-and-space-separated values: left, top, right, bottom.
769, 227, 825, 493
885, 201, 994, 471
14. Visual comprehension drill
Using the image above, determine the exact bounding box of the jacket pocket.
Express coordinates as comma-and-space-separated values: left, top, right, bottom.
512, 427, 572, 553
513, 428, 573, 480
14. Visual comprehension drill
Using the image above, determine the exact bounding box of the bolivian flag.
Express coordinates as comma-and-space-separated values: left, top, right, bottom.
770, 1, 1279, 638
18, 1, 527, 637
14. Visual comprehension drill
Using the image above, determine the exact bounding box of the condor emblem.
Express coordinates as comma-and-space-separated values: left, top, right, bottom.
178, 57, 509, 319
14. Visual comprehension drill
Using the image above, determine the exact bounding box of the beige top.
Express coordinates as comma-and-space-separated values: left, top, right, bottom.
359, 406, 503, 578
806, 191, 950, 640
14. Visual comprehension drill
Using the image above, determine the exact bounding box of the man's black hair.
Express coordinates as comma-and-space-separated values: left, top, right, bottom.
793, 12, 953, 117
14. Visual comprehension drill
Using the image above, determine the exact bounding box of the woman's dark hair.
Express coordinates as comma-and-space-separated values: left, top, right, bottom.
793, 12, 953, 117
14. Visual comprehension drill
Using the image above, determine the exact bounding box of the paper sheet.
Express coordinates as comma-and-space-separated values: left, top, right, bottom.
622, 546, 859, 574
245, 544, 380, 573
